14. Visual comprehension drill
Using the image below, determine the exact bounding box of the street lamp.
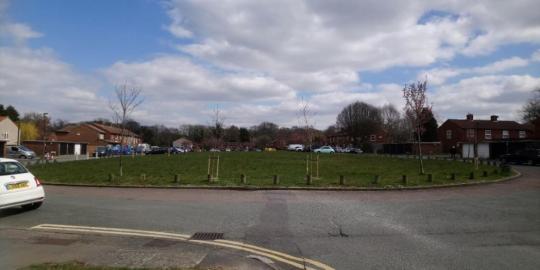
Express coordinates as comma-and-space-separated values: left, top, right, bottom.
42, 113, 48, 158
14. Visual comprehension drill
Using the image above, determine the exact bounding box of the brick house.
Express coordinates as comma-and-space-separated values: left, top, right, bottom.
438, 114, 533, 158
52, 123, 141, 156
0, 116, 19, 157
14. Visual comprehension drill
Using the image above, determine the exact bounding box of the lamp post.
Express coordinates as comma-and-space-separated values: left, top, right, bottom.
42, 112, 48, 158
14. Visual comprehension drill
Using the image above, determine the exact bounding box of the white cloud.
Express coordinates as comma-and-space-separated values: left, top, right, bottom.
0, 47, 106, 120
432, 75, 540, 121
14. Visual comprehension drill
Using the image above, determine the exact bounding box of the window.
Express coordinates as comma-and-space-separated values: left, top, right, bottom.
485, 130, 491, 140
502, 130, 509, 139
446, 130, 452, 139
1, 131, 8, 139
98, 133, 104, 140
0, 162, 28, 176
467, 129, 475, 139
519, 131, 526, 139
370, 135, 376, 141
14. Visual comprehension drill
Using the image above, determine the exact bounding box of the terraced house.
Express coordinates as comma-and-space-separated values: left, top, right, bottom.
438, 114, 535, 159
51, 123, 141, 157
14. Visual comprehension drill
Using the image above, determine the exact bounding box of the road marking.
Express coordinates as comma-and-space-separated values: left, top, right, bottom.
31, 224, 334, 270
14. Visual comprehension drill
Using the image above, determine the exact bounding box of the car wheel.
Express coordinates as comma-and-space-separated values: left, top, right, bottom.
19, 155, 27, 159
22, 202, 43, 210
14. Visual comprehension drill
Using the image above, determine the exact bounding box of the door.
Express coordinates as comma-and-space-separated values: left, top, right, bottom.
462, 143, 474, 158
74, 144, 81, 155
477, 143, 490, 159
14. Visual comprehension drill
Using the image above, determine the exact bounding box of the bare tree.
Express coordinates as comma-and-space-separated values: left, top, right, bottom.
210, 104, 225, 148
336, 101, 382, 146
297, 96, 316, 151
109, 84, 143, 176
403, 80, 431, 174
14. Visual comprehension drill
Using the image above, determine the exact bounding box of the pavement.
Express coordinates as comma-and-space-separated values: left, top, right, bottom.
1, 165, 540, 270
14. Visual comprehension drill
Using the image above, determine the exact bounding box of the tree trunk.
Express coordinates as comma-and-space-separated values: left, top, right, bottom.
416, 126, 425, 175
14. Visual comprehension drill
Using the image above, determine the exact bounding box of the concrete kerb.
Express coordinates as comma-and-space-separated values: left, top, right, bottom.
42, 168, 522, 192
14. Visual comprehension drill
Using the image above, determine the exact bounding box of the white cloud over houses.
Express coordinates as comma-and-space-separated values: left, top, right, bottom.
1, 0, 539, 128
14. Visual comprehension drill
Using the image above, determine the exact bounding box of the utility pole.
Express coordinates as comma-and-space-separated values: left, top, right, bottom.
42, 112, 48, 158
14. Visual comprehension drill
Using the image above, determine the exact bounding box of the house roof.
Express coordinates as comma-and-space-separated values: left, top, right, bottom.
90, 123, 140, 137
445, 119, 530, 130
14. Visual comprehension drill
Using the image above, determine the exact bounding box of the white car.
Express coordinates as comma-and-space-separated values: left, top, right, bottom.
0, 158, 45, 210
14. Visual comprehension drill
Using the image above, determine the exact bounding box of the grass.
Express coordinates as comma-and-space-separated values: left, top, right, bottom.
20, 262, 203, 270
29, 151, 511, 188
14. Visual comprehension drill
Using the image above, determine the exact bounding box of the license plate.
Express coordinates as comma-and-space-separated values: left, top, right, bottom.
6, 182, 29, 190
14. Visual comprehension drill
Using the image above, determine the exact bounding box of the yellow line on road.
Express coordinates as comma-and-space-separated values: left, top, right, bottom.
31, 224, 334, 270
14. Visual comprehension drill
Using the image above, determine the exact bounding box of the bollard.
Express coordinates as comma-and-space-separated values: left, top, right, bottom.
141, 173, 146, 181
402, 175, 408, 185
469, 172, 475, 180
306, 174, 312, 185
273, 175, 280, 185
339, 175, 346, 185
427, 174, 433, 183
108, 173, 114, 182
372, 175, 380, 185
208, 174, 213, 183
483, 171, 488, 177
450, 173, 456, 181
240, 174, 247, 184
174, 174, 180, 184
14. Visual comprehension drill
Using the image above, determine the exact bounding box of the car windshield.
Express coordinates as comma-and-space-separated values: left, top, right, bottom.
20, 146, 33, 152
0, 162, 28, 176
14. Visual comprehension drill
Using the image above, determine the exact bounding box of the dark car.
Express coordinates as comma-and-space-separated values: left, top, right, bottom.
147, 147, 169, 155
93, 146, 108, 157
500, 149, 540, 165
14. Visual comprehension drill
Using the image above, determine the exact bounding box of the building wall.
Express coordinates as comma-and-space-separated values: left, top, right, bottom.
0, 118, 19, 145
438, 121, 464, 152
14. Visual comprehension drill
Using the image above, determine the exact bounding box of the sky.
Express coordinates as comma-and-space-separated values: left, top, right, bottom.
0, 0, 539, 129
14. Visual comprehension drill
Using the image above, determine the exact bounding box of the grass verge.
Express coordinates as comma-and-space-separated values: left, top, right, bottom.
29, 152, 512, 188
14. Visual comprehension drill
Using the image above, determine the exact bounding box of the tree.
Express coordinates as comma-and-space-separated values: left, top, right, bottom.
420, 108, 438, 142
20, 122, 39, 141
239, 127, 250, 143
224, 125, 240, 142
522, 88, 540, 122
210, 105, 225, 147
298, 97, 316, 150
109, 84, 143, 176
3, 105, 19, 121
336, 101, 382, 146
403, 80, 431, 174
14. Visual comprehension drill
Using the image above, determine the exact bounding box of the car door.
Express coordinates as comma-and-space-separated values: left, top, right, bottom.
7, 146, 18, 158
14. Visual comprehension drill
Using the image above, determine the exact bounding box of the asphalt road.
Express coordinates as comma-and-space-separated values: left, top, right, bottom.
1, 165, 540, 270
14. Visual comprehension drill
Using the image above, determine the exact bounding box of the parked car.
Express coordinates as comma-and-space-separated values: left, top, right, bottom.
147, 147, 169, 155
93, 146, 108, 157
6, 145, 36, 159
287, 144, 304, 152
500, 149, 540, 165
170, 146, 186, 154
345, 147, 363, 154
0, 158, 45, 210
314, 146, 335, 154
136, 143, 151, 154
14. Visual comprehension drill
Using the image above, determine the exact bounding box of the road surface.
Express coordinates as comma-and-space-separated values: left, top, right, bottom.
1, 166, 540, 269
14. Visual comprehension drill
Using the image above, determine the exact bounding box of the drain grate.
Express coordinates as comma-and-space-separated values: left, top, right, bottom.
190, 232, 224, 240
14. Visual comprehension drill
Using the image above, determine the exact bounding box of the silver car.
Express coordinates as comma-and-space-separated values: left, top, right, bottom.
7, 145, 36, 159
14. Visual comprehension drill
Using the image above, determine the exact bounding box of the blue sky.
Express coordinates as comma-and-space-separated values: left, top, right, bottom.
1, 0, 539, 127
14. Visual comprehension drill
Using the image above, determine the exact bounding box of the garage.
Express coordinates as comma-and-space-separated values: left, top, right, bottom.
462, 143, 490, 159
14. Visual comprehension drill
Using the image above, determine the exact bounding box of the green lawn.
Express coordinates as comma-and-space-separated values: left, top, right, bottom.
29, 151, 511, 188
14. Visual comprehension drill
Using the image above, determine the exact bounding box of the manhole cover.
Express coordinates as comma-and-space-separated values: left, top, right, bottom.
190, 232, 224, 240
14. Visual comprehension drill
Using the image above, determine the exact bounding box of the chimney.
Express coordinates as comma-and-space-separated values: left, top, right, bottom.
490, 115, 498, 122
466, 113, 473, 121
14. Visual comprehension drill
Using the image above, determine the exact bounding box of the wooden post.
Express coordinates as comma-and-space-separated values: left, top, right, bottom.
306, 174, 312, 185
141, 173, 146, 181
216, 155, 220, 180
316, 154, 319, 179
482, 171, 488, 177
306, 154, 309, 176
108, 173, 114, 182
340, 175, 346, 185
273, 175, 280, 185
427, 174, 433, 183
174, 174, 180, 184
372, 175, 379, 185
207, 156, 211, 175
208, 174, 213, 182
469, 172, 475, 180
450, 173, 456, 180
240, 174, 247, 184
402, 175, 408, 185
